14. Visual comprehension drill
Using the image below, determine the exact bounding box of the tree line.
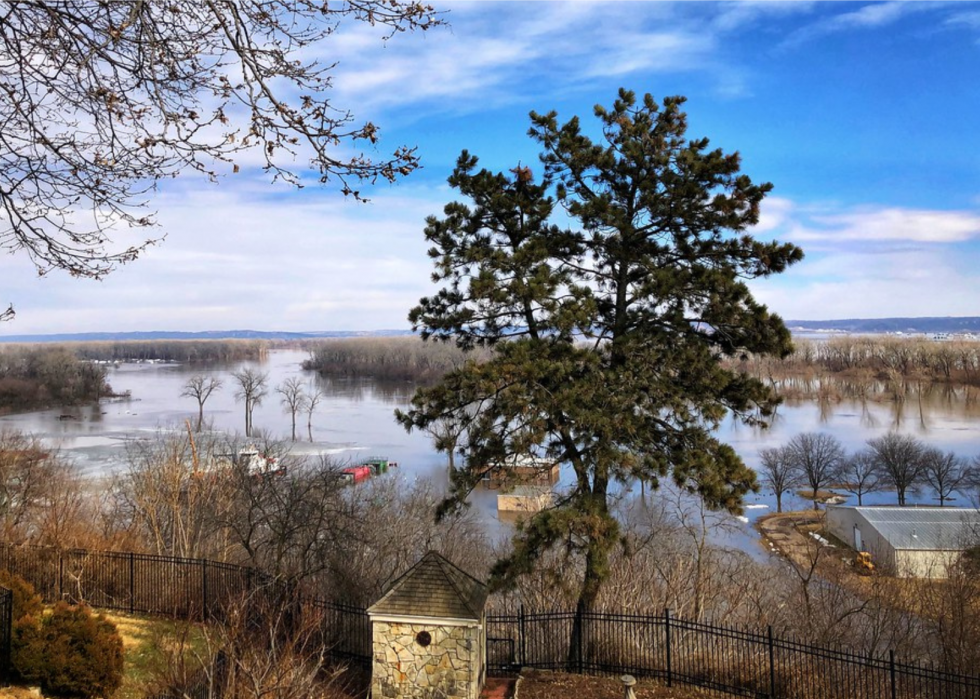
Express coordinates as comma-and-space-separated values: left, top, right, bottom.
759, 431, 979, 512
744, 337, 980, 387
0, 346, 112, 412
68, 339, 269, 363
302, 337, 491, 383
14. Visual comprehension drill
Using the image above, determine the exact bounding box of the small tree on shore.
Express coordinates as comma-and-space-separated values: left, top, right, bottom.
921, 448, 965, 507
758, 447, 798, 513
784, 432, 845, 506
839, 449, 881, 506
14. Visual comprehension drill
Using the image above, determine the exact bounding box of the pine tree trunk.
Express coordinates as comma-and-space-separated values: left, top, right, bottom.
567, 525, 609, 671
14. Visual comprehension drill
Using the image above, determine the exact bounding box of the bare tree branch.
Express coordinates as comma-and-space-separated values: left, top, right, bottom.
0, 0, 442, 296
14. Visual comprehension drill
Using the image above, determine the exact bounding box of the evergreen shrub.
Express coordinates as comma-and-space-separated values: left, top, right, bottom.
0, 570, 43, 621
13, 602, 124, 699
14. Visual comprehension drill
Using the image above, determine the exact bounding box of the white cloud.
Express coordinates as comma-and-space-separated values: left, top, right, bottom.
779, 1, 952, 48
752, 246, 980, 320
0, 180, 447, 335
794, 208, 980, 244
322, 2, 731, 116
749, 199, 980, 320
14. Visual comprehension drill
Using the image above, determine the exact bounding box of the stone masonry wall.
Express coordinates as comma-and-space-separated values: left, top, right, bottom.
372, 620, 482, 699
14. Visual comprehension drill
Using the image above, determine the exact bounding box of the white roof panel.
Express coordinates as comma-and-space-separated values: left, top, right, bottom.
849, 506, 980, 550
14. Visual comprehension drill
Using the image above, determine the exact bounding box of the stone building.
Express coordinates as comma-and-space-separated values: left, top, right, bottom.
368, 551, 489, 699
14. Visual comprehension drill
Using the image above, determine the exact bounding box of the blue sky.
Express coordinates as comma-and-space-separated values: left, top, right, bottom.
2, 1, 980, 334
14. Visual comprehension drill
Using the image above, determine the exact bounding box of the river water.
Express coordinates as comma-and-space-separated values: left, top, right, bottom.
2, 349, 978, 552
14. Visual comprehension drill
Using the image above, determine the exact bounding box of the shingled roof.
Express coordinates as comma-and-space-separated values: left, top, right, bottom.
367, 551, 488, 621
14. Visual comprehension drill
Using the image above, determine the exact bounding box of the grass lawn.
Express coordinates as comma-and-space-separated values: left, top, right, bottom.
103, 612, 209, 699
0, 611, 209, 699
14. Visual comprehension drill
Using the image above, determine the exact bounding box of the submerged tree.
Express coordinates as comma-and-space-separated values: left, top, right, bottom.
867, 433, 924, 506
398, 90, 803, 644
180, 375, 222, 432
277, 377, 307, 442
232, 368, 268, 438
305, 382, 324, 443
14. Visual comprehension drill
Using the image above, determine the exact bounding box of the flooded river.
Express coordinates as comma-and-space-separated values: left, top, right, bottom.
1, 349, 978, 549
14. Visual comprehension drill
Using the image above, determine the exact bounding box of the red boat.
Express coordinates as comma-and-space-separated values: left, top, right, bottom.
341, 465, 373, 485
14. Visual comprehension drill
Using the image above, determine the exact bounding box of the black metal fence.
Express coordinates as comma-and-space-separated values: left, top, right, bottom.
486, 607, 980, 699
3, 543, 980, 699
0, 544, 371, 667
0, 585, 11, 683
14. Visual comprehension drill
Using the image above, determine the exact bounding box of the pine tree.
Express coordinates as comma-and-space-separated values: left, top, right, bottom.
398, 90, 803, 653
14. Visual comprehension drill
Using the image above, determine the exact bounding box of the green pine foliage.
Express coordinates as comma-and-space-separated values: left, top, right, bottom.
398, 89, 803, 615
13, 602, 124, 699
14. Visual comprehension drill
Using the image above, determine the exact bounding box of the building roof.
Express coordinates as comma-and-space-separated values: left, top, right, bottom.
847, 506, 980, 551
367, 551, 488, 621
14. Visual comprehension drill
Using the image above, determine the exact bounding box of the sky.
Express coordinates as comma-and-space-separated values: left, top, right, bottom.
2, 0, 980, 335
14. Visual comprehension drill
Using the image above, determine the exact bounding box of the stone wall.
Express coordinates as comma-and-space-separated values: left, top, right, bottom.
372, 620, 483, 699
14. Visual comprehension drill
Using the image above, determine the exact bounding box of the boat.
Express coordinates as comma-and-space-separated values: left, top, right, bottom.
340, 456, 398, 485
210, 445, 286, 479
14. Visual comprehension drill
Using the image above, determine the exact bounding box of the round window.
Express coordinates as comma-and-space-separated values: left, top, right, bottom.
416, 630, 432, 647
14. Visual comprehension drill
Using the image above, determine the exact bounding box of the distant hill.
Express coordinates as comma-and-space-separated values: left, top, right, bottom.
0, 329, 415, 343
5, 318, 980, 343
786, 317, 980, 335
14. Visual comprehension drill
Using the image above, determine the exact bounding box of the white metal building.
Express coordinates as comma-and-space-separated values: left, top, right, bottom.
825, 506, 980, 578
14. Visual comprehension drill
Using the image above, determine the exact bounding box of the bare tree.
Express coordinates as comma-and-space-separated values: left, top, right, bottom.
426, 414, 470, 472
838, 448, 881, 506
233, 368, 269, 438
154, 587, 343, 699
921, 448, 965, 507
964, 460, 980, 508
0, 430, 90, 544
181, 375, 222, 432
115, 430, 230, 558
0, 1, 440, 312
867, 433, 925, 506
758, 446, 798, 513
783, 432, 845, 506
277, 378, 307, 442
305, 382, 324, 442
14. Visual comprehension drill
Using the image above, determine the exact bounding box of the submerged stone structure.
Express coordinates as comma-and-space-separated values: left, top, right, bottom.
367, 551, 488, 699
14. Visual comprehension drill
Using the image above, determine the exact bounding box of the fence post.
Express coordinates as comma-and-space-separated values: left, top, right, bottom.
577, 605, 585, 674
519, 605, 526, 668
664, 609, 672, 688
201, 559, 208, 620
768, 626, 776, 699
58, 550, 64, 601
889, 650, 897, 699
129, 552, 135, 614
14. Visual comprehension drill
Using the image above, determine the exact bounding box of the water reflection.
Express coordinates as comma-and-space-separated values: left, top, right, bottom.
770, 375, 980, 442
